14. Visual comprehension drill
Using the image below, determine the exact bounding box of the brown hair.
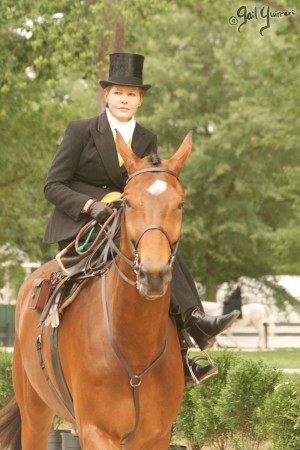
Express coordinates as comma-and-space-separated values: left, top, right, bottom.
104, 85, 144, 99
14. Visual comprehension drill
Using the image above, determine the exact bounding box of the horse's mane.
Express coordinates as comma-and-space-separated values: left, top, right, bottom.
147, 152, 161, 166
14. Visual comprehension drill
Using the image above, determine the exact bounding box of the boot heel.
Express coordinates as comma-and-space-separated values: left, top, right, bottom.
206, 337, 216, 349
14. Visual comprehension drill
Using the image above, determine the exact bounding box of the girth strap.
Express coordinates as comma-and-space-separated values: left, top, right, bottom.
51, 326, 75, 419
101, 273, 167, 447
36, 326, 76, 421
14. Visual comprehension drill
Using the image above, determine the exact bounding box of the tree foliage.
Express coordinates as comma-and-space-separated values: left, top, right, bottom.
173, 350, 284, 449
136, 1, 300, 295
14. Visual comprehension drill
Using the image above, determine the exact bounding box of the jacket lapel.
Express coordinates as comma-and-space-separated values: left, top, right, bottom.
120, 123, 149, 176
131, 123, 148, 157
90, 112, 125, 189
90, 111, 151, 184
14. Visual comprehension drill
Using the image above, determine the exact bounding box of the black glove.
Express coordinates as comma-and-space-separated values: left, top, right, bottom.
88, 201, 113, 224
109, 198, 123, 210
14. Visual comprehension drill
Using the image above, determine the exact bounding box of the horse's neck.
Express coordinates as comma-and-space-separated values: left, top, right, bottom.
105, 262, 170, 368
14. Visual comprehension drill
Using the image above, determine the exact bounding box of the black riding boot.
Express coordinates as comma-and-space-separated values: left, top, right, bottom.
183, 306, 240, 350
171, 255, 240, 350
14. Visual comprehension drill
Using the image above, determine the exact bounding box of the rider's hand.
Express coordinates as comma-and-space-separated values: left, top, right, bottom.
88, 201, 113, 224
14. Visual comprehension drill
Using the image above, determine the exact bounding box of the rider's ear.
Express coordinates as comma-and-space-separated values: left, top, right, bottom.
115, 130, 140, 174
167, 131, 192, 175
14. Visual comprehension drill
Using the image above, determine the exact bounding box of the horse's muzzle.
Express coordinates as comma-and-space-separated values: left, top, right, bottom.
136, 260, 172, 300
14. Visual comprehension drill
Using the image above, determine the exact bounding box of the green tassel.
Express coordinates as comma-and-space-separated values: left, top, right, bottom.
76, 226, 95, 252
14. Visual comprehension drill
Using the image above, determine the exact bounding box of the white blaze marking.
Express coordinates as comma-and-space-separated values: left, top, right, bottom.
147, 180, 168, 196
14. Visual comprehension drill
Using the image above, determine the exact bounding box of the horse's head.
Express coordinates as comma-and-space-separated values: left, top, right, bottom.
116, 131, 192, 300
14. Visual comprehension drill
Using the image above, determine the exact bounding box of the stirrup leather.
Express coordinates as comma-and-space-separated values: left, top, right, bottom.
182, 329, 216, 349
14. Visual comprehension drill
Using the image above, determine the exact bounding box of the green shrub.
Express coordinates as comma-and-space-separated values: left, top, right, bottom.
173, 351, 242, 448
173, 386, 198, 448
256, 376, 300, 450
173, 350, 282, 450
215, 357, 280, 449
191, 351, 242, 448
0, 351, 13, 408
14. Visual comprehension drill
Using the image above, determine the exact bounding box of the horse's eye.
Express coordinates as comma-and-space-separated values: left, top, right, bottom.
124, 198, 132, 208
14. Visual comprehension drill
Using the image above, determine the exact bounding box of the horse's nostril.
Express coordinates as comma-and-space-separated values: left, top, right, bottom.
139, 261, 171, 285
159, 262, 171, 282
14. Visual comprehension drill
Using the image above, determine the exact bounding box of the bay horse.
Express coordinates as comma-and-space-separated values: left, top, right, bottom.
0, 132, 192, 450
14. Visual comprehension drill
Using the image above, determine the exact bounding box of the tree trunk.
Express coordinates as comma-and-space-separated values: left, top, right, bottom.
96, 0, 127, 113
191, 443, 202, 450
205, 281, 218, 302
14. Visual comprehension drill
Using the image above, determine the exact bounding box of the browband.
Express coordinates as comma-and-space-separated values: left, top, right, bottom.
126, 167, 179, 183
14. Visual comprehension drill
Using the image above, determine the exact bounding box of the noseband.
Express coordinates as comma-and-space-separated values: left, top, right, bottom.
123, 167, 183, 280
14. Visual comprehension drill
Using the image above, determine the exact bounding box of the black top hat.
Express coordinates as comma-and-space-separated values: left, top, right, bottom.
100, 53, 151, 91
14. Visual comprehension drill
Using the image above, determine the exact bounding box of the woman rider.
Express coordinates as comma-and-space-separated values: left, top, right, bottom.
43, 53, 239, 384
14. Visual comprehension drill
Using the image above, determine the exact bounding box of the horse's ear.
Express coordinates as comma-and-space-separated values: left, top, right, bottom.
167, 131, 192, 175
115, 130, 140, 173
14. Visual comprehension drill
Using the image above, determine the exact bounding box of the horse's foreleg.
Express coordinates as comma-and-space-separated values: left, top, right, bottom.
13, 340, 54, 450
80, 427, 119, 450
257, 328, 265, 349
80, 431, 171, 450
139, 434, 171, 450
19, 400, 53, 450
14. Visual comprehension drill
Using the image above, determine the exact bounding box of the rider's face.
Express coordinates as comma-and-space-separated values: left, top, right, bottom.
104, 85, 144, 122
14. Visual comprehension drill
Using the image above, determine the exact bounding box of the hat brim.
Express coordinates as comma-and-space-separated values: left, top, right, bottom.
100, 80, 151, 91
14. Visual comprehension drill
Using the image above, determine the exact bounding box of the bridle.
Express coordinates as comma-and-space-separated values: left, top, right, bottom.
112, 167, 184, 286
